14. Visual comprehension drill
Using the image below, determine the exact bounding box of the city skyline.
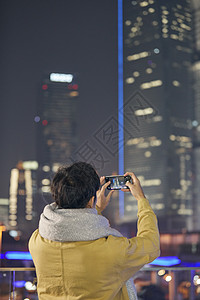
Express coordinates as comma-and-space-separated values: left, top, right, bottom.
0, 0, 118, 198
1, 0, 200, 235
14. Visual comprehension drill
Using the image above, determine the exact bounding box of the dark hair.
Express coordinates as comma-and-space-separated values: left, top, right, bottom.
51, 162, 100, 208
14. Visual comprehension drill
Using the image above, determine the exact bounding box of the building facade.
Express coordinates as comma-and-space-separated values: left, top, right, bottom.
122, 0, 194, 232
8, 161, 38, 239
37, 72, 79, 166
191, 0, 200, 231
35, 72, 79, 207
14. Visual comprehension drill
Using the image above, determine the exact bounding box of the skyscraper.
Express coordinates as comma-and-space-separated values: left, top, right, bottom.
122, 0, 194, 232
8, 161, 38, 239
37, 72, 79, 167
191, 0, 200, 231
36, 72, 79, 204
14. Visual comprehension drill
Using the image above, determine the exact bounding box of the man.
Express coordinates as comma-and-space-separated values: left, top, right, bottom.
29, 161, 160, 300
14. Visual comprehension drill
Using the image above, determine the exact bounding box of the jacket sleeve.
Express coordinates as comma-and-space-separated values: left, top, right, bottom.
119, 198, 160, 282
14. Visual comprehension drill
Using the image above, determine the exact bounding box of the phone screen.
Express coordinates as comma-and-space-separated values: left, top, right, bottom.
105, 175, 131, 190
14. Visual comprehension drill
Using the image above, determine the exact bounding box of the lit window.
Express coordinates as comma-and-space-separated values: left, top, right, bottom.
42, 179, 51, 186
42, 165, 50, 172
127, 51, 149, 61
180, 23, 191, 31
144, 151, 152, 158
152, 116, 163, 122
125, 20, 131, 26
9, 215, 17, 220
23, 161, 38, 170
152, 21, 158, 26
135, 107, 154, 116
140, 80, 163, 90
52, 163, 61, 172
172, 20, 178, 25
162, 18, 168, 24
148, 8, 155, 13
137, 17, 142, 21
146, 68, 153, 74
162, 34, 169, 38
131, 27, 138, 33
170, 34, 179, 40
172, 80, 180, 87
163, 10, 169, 15
126, 77, 135, 84
129, 33, 135, 38
41, 186, 50, 193
137, 142, 149, 148
9, 221, 17, 227
155, 203, 164, 210
127, 137, 144, 146
140, 1, 148, 7
177, 18, 183, 23
162, 28, 168, 33
140, 179, 162, 187
143, 11, 148, 15
178, 209, 193, 215
169, 135, 176, 141
133, 71, 140, 77
150, 140, 162, 146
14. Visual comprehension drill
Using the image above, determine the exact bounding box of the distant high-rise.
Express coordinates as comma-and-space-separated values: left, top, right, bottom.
191, 0, 200, 231
37, 72, 79, 167
8, 161, 38, 239
122, 0, 194, 232
35, 72, 79, 205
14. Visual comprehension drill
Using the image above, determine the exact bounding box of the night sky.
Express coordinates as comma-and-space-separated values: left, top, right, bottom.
0, 0, 118, 197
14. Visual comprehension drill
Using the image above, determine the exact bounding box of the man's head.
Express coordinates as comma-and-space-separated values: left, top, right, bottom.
51, 161, 100, 209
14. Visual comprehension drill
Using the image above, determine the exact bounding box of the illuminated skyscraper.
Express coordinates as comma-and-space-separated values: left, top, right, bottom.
36, 72, 79, 200
8, 161, 38, 239
37, 72, 79, 167
191, 0, 200, 231
122, 0, 194, 232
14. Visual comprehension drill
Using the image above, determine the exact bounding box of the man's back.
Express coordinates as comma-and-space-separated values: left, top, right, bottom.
29, 163, 160, 300
29, 198, 160, 300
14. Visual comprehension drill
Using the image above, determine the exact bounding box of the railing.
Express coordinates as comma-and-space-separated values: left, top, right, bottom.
0, 267, 200, 299
0, 267, 37, 300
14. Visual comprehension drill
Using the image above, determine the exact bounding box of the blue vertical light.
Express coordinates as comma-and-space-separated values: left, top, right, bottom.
118, 0, 124, 217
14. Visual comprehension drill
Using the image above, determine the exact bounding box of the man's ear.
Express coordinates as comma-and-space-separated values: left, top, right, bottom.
86, 196, 95, 208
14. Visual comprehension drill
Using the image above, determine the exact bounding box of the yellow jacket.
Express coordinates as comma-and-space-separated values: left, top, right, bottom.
29, 198, 160, 300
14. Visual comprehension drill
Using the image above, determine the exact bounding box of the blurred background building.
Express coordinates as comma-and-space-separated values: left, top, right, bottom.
8, 161, 38, 241
37, 72, 79, 166
192, 0, 200, 232
35, 72, 79, 213
122, 0, 195, 233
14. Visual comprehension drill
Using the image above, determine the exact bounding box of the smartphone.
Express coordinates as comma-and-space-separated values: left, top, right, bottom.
105, 175, 132, 190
